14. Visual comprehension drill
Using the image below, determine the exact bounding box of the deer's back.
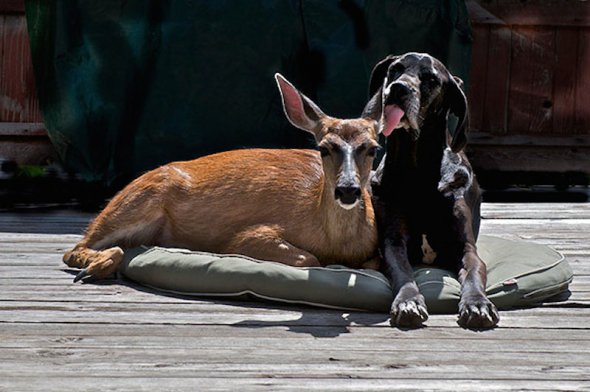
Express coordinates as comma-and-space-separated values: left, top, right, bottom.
148, 149, 325, 249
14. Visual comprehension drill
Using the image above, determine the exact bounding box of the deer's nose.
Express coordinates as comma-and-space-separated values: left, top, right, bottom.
335, 186, 361, 205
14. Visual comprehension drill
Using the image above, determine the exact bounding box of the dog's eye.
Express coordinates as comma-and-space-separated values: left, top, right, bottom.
421, 73, 439, 85
389, 64, 405, 80
367, 147, 378, 157
319, 146, 330, 157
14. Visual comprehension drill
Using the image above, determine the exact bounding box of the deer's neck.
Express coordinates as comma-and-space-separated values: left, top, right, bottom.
317, 179, 375, 242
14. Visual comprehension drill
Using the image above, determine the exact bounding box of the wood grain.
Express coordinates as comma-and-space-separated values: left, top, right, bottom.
0, 378, 587, 392
467, 0, 590, 179
508, 27, 555, 134
0, 0, 25, 14
472, 0, 590, 28
467, 144, 590, 172
467, 24, 489, 131
575, 28, 590, 133
0, 15, 42, 123
482, 25, 511, 134
553, 27, 578, 134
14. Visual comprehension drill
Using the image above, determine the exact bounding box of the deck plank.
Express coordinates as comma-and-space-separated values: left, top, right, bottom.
0, 378, 587, 392
0, 203, 589, 390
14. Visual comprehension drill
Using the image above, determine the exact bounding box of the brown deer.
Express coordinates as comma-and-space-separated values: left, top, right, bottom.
64, 74, 383, 282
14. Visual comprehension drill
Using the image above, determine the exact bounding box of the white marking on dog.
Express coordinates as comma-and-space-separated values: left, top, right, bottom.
421, 234, 437, 264
383, 78, 391, 96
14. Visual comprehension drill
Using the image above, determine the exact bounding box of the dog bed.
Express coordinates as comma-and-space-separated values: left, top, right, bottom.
119, 235, 573, 313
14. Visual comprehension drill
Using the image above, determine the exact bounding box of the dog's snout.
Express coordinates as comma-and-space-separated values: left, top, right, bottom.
386, 82, 413, 103
335, 186, 362, 205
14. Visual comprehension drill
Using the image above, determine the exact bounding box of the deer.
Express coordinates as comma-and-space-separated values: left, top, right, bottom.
64, 73, 383, 282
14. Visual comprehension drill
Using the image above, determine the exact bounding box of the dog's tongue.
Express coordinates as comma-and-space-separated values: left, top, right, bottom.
382, 104, 405, 137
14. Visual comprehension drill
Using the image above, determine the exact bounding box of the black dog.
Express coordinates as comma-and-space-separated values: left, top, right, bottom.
365, 53, 499, 329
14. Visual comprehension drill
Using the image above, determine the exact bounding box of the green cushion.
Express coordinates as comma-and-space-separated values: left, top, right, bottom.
120, 235, 573, 313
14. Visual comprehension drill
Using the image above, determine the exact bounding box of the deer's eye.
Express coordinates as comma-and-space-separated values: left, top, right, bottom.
319, 146, 330, 157
356, 144, 379, 158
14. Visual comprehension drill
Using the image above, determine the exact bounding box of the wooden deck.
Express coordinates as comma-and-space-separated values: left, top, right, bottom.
1, 203, 589, 391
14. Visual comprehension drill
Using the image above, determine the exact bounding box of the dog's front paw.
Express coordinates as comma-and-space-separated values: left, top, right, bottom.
390, 294, 429, 328
458, 295, 499, 329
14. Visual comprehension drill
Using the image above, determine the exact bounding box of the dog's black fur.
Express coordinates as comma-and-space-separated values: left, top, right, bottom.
365, 53, 499, 329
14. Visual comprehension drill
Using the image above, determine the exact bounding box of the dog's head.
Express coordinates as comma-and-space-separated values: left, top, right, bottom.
366, 52, 469, 152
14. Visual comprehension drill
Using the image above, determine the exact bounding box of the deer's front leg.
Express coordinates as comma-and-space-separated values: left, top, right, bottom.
64, 245, 125, 282
225, 225, 321, 267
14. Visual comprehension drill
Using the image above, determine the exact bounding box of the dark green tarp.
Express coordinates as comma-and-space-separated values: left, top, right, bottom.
26, 0, 471, 186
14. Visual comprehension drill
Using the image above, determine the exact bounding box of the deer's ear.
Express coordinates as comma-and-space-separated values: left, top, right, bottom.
275, 73, 326, 141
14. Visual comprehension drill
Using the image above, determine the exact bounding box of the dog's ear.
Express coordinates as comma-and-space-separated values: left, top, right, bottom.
361, 86, 383, 123
368, 55, 400, 98
275, 73, 326, 142
447, 75, 469, 153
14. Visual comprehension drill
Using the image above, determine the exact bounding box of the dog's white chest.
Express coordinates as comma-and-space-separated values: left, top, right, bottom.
421, 234, 437, 264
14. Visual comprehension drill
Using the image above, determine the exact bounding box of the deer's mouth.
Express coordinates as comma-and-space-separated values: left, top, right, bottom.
337, 199, 360, 210
334, 185, 361, 210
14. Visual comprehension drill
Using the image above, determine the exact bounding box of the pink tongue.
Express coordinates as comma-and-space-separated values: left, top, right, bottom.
382, 104, 405, 137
